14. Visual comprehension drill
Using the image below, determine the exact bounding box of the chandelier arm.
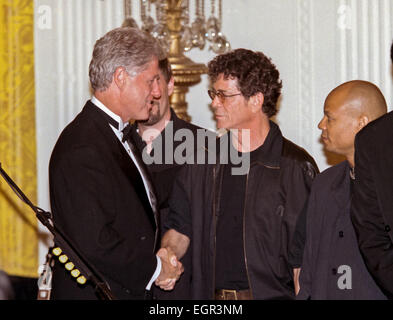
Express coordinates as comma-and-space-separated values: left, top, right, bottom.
124, 0, 132, 18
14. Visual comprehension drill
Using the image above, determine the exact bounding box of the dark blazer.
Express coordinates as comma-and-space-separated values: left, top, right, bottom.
49, 100, 157, 300
351, 110, 393, 298
298, 161, 386, 300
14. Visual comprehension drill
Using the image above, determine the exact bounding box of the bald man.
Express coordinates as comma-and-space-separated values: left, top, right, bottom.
297, 80, 387, 299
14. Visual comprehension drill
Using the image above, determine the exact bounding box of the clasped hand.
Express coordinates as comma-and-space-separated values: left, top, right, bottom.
155, 247, 184, 291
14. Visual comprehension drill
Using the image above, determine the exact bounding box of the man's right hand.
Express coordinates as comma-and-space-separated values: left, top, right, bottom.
155, 247, 184, 290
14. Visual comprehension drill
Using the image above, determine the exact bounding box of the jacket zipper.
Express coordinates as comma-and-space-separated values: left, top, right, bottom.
212, 166, 217, 299
243, 169, 254, 298
212, 160, 278, 298
242, 162, 278, 297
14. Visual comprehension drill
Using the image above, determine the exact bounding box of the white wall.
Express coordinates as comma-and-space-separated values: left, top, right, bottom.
34, 0, 393, 266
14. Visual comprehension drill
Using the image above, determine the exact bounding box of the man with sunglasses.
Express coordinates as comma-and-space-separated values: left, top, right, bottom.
157, 48, 319, 300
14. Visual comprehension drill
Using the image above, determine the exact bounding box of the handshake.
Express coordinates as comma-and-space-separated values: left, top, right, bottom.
155, 247, 184, 291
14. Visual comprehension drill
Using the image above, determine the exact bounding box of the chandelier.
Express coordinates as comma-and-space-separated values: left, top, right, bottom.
123, 0, 231, 55
122, 0, 231, 121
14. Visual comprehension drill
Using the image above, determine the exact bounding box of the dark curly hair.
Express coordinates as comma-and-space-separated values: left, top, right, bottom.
208, 48, 282, 118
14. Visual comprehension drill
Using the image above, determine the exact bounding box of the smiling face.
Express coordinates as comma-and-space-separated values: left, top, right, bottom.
318, 92, 362, 159
119, 58, 162, 121
210, 74, 255, 130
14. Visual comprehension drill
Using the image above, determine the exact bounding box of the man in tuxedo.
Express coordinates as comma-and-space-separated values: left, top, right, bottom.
49, 27, 183, 300
350, 43, 393, 298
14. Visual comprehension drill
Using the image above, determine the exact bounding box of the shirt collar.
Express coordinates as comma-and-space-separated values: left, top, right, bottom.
91, 95, 129, 131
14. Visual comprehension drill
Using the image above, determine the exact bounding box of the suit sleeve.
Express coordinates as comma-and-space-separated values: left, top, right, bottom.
49, 145, 157, 290
164, 165, 192, 238
288, 199, 308, 268
351, 133, 393, 297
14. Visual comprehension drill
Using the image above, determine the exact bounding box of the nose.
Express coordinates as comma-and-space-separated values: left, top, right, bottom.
151, 79, 161, 99
318, 116, 326, 130
211, 95, 222, 110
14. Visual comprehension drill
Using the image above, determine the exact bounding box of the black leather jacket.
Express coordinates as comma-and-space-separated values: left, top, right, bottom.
166, 121, 319, 299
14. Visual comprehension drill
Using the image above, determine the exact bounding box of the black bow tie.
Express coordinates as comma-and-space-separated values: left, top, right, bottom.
93, 106, 132, 142
121, 125, 133, 143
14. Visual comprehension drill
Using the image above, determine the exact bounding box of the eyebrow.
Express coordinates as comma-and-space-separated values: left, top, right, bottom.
214, 88, 232, 94
148, 74, 160, 82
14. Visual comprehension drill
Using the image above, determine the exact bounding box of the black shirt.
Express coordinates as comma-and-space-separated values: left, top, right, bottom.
130, 108, 203, 211
215, 137, 265, 290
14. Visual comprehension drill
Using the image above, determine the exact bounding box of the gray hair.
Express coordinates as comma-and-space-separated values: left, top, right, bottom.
89, 27, 164, 92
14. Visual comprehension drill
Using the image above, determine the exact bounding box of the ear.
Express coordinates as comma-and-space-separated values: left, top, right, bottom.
249, 92, 264, 113
358, 115, 369, 130
113, 66, 128, 90
167, 76, 175, 96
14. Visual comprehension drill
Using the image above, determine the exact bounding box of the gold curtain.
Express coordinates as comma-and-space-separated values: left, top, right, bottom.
0, 0, 38, 278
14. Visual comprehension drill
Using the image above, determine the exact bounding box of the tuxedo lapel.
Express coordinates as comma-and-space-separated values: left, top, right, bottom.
115, 137, 158, 232
82, 101, 158, 232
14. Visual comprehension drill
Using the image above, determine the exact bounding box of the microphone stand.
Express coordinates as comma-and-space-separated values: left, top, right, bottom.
0, 162, 116, 300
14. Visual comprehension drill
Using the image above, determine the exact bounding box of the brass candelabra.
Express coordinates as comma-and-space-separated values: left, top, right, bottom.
164, 0, 207, 121
123, 0, 230, 121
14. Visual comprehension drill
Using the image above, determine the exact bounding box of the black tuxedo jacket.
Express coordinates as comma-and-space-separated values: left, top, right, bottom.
351, 110, 393, 298
49, 100, 157, 299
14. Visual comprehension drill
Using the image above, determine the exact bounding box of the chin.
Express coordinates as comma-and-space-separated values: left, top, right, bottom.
216, 120, 228, 129
324, 146, 337, 155
136, 112, 150, 121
